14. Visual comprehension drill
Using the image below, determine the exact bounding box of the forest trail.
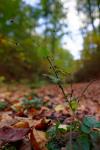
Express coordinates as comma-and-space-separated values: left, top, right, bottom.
0, 80, 100, 121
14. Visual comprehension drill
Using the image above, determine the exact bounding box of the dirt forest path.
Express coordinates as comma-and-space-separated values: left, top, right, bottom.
0, 80, 100, 122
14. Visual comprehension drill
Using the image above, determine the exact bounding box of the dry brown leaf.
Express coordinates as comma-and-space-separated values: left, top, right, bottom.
31, 128, 48, 150
35, 118, 51, 131
0, 111, 17, 128
13, 121, 29, 128
0, 126, 30, 142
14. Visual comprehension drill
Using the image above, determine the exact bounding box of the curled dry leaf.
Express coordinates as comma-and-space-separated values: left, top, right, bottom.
30, 128, 41, 150
0, 126, 30, 142
30, 128, 48, 150
35, 118, 51, 131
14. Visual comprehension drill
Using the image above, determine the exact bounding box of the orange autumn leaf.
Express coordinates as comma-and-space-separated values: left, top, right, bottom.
35, 118, 51, 131
13, 121, 29, 128
30, 128, 48, 150
30, 128, 41, 150
28, 108, 37, 115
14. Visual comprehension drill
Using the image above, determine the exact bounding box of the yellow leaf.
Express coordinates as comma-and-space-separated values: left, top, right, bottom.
55, 104, 65, 112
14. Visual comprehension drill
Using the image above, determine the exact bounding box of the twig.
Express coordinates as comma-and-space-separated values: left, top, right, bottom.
46, 56, 74, 112
77, 79, 96, 102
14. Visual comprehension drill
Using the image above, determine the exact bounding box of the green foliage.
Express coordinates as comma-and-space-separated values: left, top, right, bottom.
3, 145, 16, 150
47, 122, 67, 150
74, 31, 100, 82
77, 135, 90, 150
77, 0, 99, 32
33, 0, 68, 53
0, 0, 75, 82
47, 140, 60, 150
47, 122, 60, 138
70, 98, 78, 112
82, 116, 97, 128
44, 74, 61, 84
0, 0, 35, 39
0, 101, 7, 110
46, 116, 100, 149
47, 126, 57, 138
66, 135, 90, 150
55, 48, 75, 73
46, 57, 100, 148
22, 97, 43, 109
81, 116, 100, 134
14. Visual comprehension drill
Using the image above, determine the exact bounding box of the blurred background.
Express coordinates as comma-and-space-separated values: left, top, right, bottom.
0, 0, 99, 85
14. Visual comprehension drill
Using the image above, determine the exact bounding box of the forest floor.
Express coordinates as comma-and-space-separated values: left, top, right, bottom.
0, 80, 100, 149
0, 80, 100, 120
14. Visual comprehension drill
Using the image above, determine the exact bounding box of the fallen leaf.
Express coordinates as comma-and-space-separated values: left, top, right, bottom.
28, 108, 38, 116
0, 126, 30, 142
92, 127, 100, 132
30, 128, 48, 150
13, 121, 29, 128
0, 112, 18, 128
35, 118, 51, 131
30, 128, 41, 150
55, 104, 65, 112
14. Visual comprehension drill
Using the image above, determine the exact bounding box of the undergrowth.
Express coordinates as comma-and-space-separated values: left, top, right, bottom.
46, 56, 100, 150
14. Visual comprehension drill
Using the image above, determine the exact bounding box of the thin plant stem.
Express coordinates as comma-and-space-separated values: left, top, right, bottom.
47, 56, 75, 113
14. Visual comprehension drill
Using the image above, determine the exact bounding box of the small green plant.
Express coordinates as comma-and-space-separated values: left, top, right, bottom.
0, 101, 7, 110
46, 56, 100, 150
22, 96, 43, 109
47, 117, 100, 150
47, 122, 67, 150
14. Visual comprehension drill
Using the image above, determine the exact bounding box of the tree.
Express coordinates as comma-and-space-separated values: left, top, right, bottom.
0, 0, 74, 81
0, 0, 35, 40
74, 30, 100, 82
33, 0, 68, 54
77, 0, 100, 33
74, 0, 100, 81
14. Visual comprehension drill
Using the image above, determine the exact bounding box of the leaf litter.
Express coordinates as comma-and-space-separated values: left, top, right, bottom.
0, 81, 100, 149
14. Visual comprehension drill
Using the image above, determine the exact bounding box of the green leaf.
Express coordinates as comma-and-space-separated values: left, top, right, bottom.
47, 126, 57, 138
90, 131, 100, 142
0, 101, 7, 110
77, 135, 90, 150
66, 135, 90, 150
66, 142, 79, 150
47, 140, 60, 150
70, 99, 78, 112
22, 97, 43, 109
95, 122, 100, 128
49, 75, 60, 84
83, 116, 97, 128
81, 124, 90, 134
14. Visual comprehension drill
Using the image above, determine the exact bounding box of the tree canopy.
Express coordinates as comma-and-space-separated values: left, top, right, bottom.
0, 0, 74, 81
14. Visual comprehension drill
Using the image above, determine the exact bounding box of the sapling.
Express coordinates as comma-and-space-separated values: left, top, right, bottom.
46, 56, 100, 150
